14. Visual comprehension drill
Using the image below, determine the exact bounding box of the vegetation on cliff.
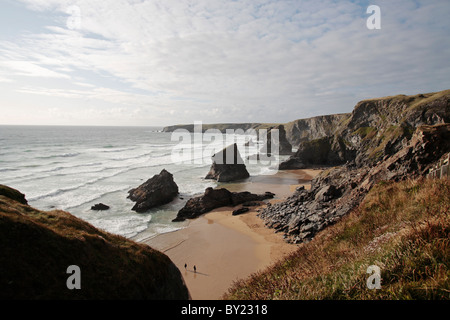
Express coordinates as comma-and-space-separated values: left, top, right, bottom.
0, 185, 190, 300
224, 177, 449, 300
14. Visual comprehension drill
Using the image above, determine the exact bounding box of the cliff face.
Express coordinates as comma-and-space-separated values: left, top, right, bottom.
259, 123, 450, 244
257, 89, 450, 245
283, 114, 350, 147
0, 185, 190, 300
161, 114, 349, 149
280, 90, 450, 169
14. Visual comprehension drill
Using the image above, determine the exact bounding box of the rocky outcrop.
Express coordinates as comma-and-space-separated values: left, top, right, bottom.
0, 185, 27, 205
91, 203, 110, 211
205, 143, 250, 182
279, 136, 352, 169
283, 114, 350, 147
128, 169, 179, 213
173, 187, 274, 222
279, 90, 450, 170
259, 123, 450, 244
161, 114, 349, 149
0, 187, 190, 299
259, 125, 293, 156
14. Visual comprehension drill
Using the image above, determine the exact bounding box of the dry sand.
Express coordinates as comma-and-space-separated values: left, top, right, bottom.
141, 169, 321, 300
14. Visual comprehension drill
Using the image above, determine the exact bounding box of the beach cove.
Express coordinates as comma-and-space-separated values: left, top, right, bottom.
139, 169, 322, 300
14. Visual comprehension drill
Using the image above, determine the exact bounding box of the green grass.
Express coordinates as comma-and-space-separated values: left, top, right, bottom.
223, 178, 450, 300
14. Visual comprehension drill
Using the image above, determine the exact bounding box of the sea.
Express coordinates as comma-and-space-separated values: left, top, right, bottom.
0, 125, 284, 241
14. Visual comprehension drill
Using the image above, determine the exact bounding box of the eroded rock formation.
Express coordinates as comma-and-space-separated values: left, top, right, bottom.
173, 187, 274, 222
205, 143, 250, 182
128, 169, 179, 213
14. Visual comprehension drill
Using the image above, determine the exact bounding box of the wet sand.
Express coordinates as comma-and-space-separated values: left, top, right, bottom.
141, 169, 321, 300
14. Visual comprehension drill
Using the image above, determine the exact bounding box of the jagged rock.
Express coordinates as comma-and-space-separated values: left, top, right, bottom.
91, 203, 110, 211
259, 125, 293, 156
259, 123, 450, 244
280, 90, 450, 170
128, 169, 179, 213
314, 185, 341, 202
173, 187, 274, 222
205, 143, 250, 182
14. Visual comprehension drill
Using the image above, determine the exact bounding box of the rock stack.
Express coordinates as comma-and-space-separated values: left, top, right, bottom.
205, 143, 250, 182
128, 169, 179, 213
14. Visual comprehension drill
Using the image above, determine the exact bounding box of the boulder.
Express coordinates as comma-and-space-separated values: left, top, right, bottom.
232, 207, 250, 216
91, 203, 110, 211
205, 143, 250, 182
173, 187, 274, 222
128, 169, 179, 213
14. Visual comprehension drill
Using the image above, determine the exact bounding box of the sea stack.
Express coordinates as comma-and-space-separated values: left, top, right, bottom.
205, 143, 250, 182
260, 125, 293, 156
128, 169, 179, 213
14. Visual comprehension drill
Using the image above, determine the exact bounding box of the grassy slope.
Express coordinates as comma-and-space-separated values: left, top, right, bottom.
0, 193, 189, 299
224, 178, 450, 300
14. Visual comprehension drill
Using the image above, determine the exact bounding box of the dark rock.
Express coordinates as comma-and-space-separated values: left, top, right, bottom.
173, 187, 274, 222
259, 125, 293, 156
314, 185, 341, 202
205, 143, 250, 182
232, 207, 250, 216
242, 201, 263, 207
128, 169, 179, 213
0, 185, 27, 205
91, 203, 110, 211
278, 158, 306, 170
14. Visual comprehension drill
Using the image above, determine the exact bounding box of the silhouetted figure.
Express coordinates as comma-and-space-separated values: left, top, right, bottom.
184, 263, 187, 270
194, 265, 197, 273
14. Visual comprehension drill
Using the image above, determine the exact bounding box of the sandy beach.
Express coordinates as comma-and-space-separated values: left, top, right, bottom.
141, 169, 321, 300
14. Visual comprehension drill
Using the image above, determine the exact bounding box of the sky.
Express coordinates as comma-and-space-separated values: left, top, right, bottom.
0, 0, 449, 127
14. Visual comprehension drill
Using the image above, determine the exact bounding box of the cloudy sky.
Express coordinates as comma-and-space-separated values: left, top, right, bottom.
0, 0, 449, 126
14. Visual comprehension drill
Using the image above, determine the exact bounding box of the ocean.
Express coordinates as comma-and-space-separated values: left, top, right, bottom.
0, 125, 283, 241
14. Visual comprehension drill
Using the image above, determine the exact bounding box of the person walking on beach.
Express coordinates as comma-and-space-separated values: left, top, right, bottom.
194, 265, 196, 273
184, 263, 187, 270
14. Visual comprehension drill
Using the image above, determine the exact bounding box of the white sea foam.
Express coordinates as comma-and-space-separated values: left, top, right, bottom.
0, 125, 228, 239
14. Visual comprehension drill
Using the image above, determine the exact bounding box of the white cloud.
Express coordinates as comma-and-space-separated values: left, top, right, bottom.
1, 0, 450, 126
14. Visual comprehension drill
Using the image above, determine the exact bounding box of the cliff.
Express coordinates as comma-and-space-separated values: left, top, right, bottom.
280, 90, 450, 169
258, 89, 450, 244
162, 114, 348, 148
0, 185, 190, 300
